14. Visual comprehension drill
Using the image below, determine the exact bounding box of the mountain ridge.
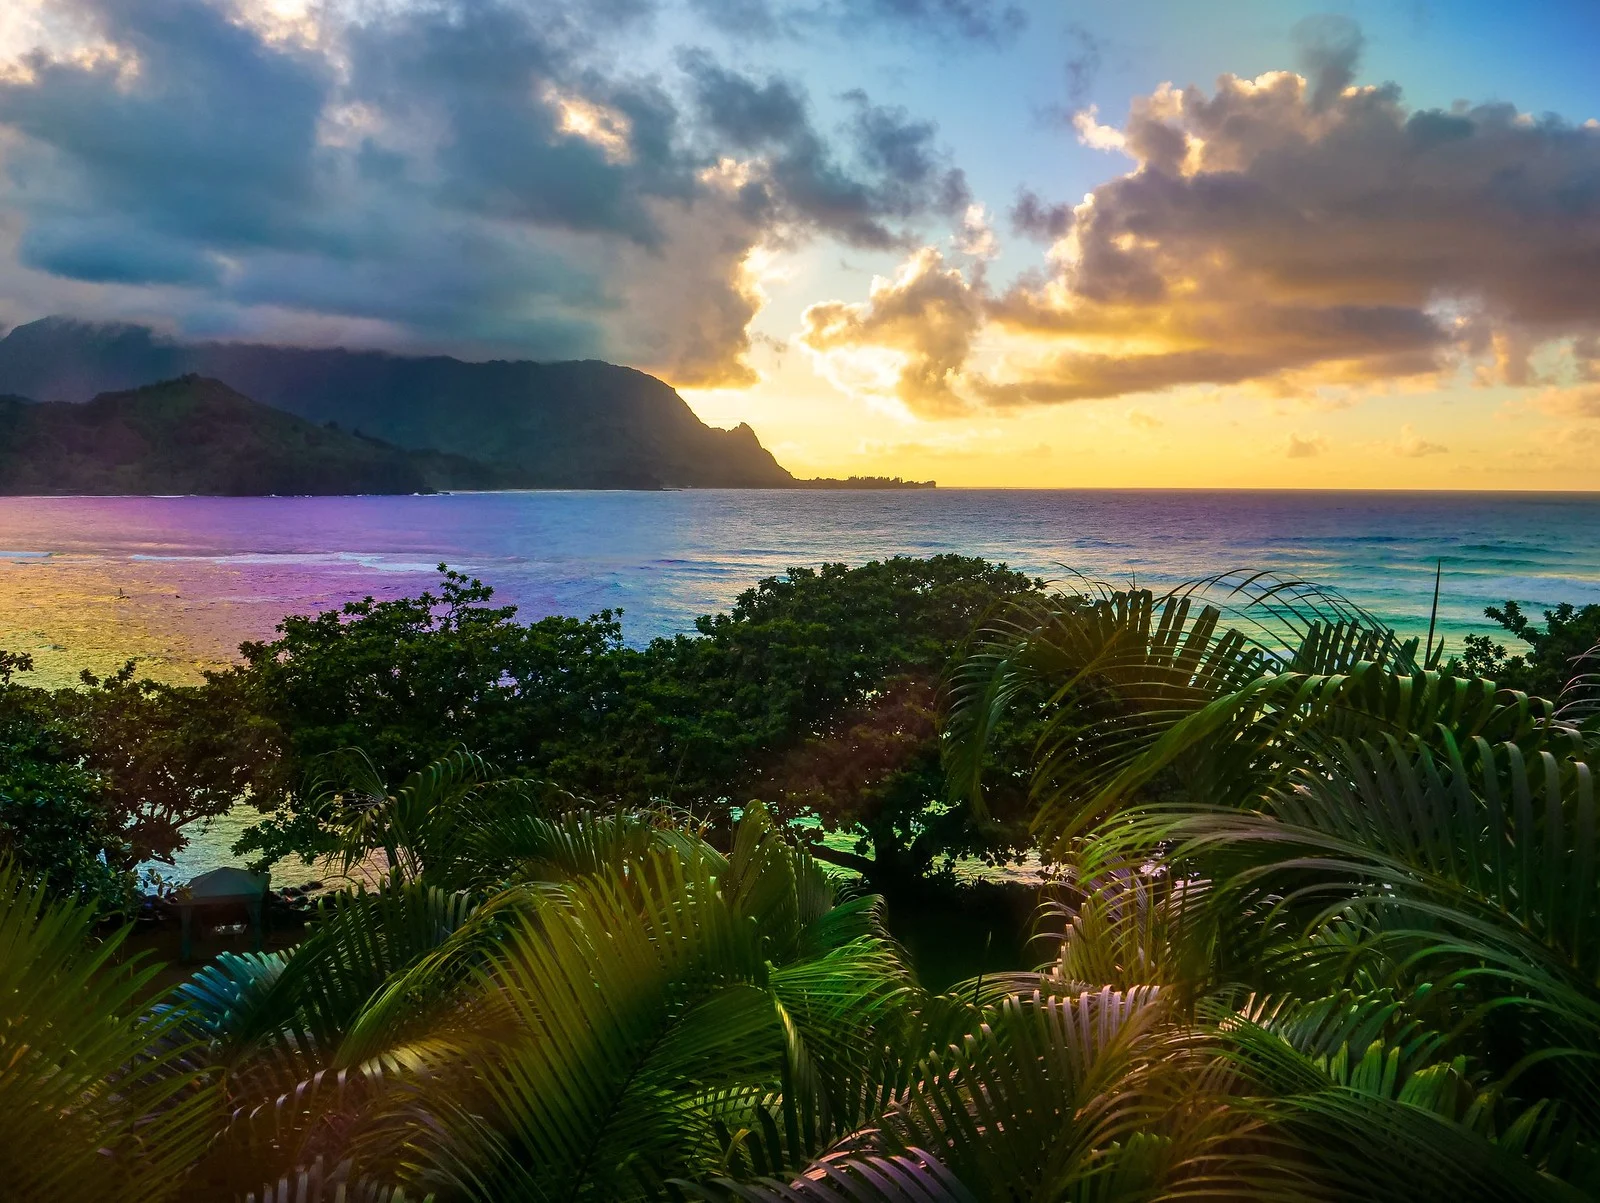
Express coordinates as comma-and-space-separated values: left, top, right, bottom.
0, 317, 797, 490
0, 376, 509, 496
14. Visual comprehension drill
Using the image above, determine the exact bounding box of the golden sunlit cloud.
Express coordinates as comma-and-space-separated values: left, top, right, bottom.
1392, 424, 1449, 457
233, 0, 325, 48
541, 83, 634, 164
1532, 386, 1600, 420
953, 203, 999, 259
795, 64, 1600, 433
1286, 432, 1329, 458
1071, 103, 1125, 151
799, 247, 983, 416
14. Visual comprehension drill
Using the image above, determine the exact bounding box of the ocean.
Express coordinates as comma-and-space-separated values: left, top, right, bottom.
3, 489, 1598, 686
3, 488, 1596, 882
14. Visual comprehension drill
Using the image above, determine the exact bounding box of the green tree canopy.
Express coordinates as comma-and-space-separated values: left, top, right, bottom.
0, 651, 267, 905
1458, 598, 1600, 699
235, 557, 1042, 887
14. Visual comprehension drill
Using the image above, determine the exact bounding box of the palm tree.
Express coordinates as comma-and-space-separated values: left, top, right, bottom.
168, 795, 922, 1199
0, 864, 214, 1200
943, 571, 1600, 1199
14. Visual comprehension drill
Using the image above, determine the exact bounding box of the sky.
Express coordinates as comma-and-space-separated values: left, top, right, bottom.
1, 0, 1598, 488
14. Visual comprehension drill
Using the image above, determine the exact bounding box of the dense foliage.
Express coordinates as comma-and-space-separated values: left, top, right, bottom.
944, 573, 1600, 1198
0, 863, 211, 1197
1, 557, 1041, 897
4, 568, 1598, 1199
234, 556, 1043, 886
0, 650, 266, 906
0, 677, 128, 905
1458, 598, 1600, 698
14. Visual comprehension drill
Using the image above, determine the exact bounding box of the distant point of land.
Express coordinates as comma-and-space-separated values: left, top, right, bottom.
794, 476, 936, 489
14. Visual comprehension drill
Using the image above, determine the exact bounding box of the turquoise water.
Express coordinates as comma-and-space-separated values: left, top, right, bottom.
2, 489, 1595, 882
3, 489, 1596, 658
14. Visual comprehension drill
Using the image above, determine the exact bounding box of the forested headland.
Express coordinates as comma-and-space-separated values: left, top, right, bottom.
2, 557, 1598, 1200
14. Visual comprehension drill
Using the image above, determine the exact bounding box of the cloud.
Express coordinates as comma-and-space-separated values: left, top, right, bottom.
844, 0, 1023, 42
683, 51, 810, 146
1292, 14, 1364, 112
1127, 408, 1162, 430
799, 246, 983, 415
0, 0, 693, 367
0, 0, 331, 255
346, 4, 691, 245
1063, 21, 1106, 107
953, 203, 997, 258
1009, 189, 1073, 242
681, 57, 968, 249
777, 32, 1600, 415
1286, 432, 1329, 458
686, 0, 1024, 43
0, 0, 972, 388
844, 90, 971, 219
975, 55, 1600, 406
1393, 423, 1448, 457
1534, 386, 1600, 419
685, 0, 787, 39
1070, 103, 1126, 151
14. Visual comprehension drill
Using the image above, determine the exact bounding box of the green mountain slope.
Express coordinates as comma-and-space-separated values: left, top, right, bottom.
0, 376, 503, 496
0, 318, 796, 488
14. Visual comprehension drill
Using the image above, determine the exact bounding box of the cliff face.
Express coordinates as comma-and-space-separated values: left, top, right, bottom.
0, 317, 795, 489
0, 376, 503, 495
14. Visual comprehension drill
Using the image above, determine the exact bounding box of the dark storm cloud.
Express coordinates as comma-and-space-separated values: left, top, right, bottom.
346, 4, 691, 246
19, 220, 222, 286
846, 92, 971, 216
0, 0, 973, 383
681, 52, 809, 146
682, 55, 968, 248
0, 0, 653, 358
682, 54, 891, 245
0, 0, 330, 261
684, 0, 785, 39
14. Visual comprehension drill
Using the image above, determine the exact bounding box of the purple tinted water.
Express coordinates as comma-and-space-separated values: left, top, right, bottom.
2, 490, 1597, 689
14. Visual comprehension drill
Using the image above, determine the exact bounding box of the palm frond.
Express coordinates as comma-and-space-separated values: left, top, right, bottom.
321, 808, 922, 1200
308, 747, 556, 889
944, 573, 1432, 844
1216, 1015, 1591, 1202
681, 1146, 976, 1201
0, 862, 216, 1200
1555, 642, 1600, 731
241, 1155, 432, 1203
869, 988, 1189, 1199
